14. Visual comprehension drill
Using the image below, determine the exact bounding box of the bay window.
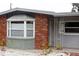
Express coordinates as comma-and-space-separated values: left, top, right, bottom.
7, 21, 35, 38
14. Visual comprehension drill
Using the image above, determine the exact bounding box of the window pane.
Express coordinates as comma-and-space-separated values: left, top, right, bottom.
11, 30, 24, 37
27, 30, 33, 37
26, 21, 33, 30
65, 22, 79, 27
11, 21, 24, 30
65, 28, 79, 33
65, 22, 79, 33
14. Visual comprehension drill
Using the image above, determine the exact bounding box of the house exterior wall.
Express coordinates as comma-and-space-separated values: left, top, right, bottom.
0, 16, 7, 46
60, 16, 79, 48
1, 14, 79, 49
53, 16, 79, 49
35, 14, 49, 49
0, 14, 49, 49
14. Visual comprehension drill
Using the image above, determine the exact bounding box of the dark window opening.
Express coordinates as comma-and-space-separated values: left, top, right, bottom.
65, 22, 79, 33
65, 28, 79, 33
65, 22, 79, 27
11, 21, 24, 23
27, 21, 33, 24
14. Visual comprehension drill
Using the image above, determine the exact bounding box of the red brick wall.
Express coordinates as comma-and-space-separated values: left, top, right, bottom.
0, 16, 6, 46
35, 14, 48, 49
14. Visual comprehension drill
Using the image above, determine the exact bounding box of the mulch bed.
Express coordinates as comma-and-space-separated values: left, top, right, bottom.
70, 52, 79, 56
64, 52, 79, 56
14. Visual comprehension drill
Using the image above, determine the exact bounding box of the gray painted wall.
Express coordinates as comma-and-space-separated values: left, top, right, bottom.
54, 17, 62, 47
7, 39, 34, 49
61, 18, 79, 48
49, 17, 61, 47
58, 17, 79, 48
49, 17, 79, 48
49, 18, 54, 47
62, 35, 79, 48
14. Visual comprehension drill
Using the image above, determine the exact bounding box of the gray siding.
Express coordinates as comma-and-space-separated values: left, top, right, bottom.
59, 17, 79, 48
49, 17, 79, 48
54, 17, 62, 47
7, 39, 34, 49
49, 18, 54, 47
47, 16, 79, 48
62, 35, 79, 48
49, 17, 61, 47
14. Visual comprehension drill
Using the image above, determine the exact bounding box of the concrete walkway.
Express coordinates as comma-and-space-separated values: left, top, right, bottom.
0, 48, 79, 56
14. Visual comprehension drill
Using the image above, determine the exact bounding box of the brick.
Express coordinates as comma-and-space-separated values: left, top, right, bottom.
0, 16, 6, 46
35, 14, 48, 49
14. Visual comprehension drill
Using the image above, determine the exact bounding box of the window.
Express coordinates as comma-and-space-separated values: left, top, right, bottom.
11, 21, 24, 37
26, 21, 33, 37
7, 21, 35, 38
65, 22, 79, 33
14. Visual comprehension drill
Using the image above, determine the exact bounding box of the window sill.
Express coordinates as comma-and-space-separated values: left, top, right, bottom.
7, 37, 34, 39
63, 33, 79, 35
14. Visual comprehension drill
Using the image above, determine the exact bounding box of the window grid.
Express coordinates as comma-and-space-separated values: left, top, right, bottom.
7, 21, 35, 38
24, 21, 26, 38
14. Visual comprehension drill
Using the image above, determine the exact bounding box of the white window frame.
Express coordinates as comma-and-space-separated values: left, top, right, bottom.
7, 20, 35, 39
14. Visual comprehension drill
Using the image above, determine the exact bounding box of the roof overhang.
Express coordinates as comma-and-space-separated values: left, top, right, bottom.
0, 8, 79, 17
54, 12, 79, 17
0, 8, 55, 16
